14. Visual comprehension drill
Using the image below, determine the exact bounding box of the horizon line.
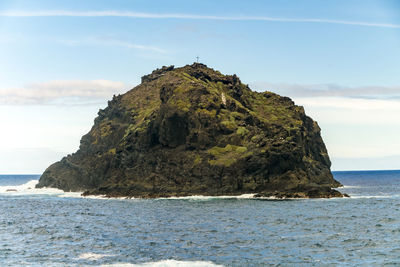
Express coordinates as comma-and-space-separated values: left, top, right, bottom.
0, 10, 399, 29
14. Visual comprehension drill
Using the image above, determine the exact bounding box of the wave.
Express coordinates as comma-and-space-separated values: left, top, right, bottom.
0, 181, 256, 200
78, 253, 115, 260
0, 180, 83, 198
76, 254, 223, 267
7, 180, 395, 201
101, 260, 224, 267
156, 194, 255, 200
0, 182, 356, 201
346, 195, 400, 199
0, 179, 40, 193
339, 185, 363, 189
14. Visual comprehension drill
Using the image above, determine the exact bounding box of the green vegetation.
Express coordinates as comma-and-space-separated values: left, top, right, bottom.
193, 155, 202, 165
196, 108, 217, 117
236, 127, 249, 137
171, 99, 191, 112
99, 121, 112, 138
208, 144, 252, 167
220, 120, 237, 131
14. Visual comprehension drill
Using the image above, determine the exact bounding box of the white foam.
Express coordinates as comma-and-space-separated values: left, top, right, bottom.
101, 260, 224, 267
251, 196, 345, 200
0, 181, 362, 201
254, 196, 301, 200
0, 180, 129, 199
340, 185, 363, 189
78, 252, 115, 260
346, 195, 398, 199
0, 179, 39, 193
158, 194, 255, 200
0, 180, 83, 198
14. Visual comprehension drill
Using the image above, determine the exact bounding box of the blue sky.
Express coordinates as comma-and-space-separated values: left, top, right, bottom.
0, 0, 399, 173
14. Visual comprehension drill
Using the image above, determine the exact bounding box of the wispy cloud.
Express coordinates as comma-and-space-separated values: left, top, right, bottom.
0, 10, 399, 29
251, 82, 400, 99
295, 97, 400, 111
60, 37, 167, 53
0, 80, 128, 105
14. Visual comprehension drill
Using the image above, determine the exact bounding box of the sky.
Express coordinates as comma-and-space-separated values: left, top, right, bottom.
0, 0, 399, 173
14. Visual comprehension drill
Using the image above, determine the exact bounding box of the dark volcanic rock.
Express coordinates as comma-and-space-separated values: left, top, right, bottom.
37, 64, 344, 198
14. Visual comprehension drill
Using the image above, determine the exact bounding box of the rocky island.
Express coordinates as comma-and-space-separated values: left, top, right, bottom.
37, 63, 345, 198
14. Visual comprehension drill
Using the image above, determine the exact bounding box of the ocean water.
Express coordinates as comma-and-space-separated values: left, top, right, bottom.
1, 171, 400, 266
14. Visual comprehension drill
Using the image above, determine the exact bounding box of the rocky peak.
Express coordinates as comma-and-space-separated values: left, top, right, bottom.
141, 65, 175, 83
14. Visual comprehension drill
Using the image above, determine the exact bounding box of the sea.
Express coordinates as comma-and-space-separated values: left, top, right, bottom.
1, 170, 400, 266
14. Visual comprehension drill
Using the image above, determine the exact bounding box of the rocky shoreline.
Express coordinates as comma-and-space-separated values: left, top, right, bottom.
82, 188, 348, 199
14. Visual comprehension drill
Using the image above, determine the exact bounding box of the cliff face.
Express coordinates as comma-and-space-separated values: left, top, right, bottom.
37, 63, 344, 198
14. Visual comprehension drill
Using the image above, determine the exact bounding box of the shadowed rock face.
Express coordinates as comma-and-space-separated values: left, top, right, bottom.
37, 63, 344, 198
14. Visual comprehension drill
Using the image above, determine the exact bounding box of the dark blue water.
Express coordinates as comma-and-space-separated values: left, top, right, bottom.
1, 171, 400, 266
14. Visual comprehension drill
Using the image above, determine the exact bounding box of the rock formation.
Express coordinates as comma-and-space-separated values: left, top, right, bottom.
37, 63, 345, 198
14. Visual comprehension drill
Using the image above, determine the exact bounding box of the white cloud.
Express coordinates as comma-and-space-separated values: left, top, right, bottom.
293, 97, 400, 127
0, 10, 398, 29
295, 97, 400, 111
0, 80, 129, 105
251, 82, 400, 125
251, 82, 400, 99
292, 96, 400, 160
